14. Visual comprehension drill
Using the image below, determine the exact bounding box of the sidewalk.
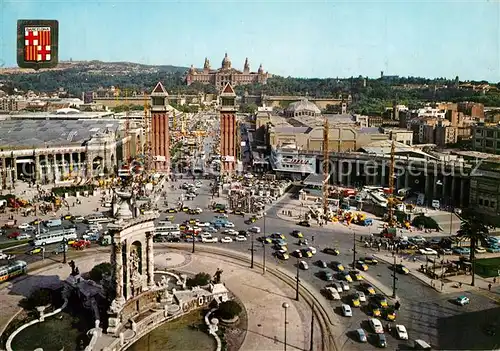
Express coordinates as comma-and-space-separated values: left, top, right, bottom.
0, 248, 325, 351
372, 252, 500, 301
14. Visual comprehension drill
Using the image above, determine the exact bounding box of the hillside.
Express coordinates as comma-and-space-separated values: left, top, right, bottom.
0, 60, 196, 96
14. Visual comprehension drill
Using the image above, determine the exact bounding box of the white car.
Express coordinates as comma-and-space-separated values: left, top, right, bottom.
340, 281, 350, 291
308, 246, 317, 255
18, 223, 30, 230
341, 304, 353, 317
369, 318, 384, 334
324, 287, 341, 300
0, 252, 8, 260
235, 235, 247, 242
227, 229, 238, 236
475, 246, 486, 254
250, 226, 261, 233
224, 222, 235, 228
202, 237, 218, 243
17, 234, 31, 240
195, 207, 203, 213
395, 325, 408, 340
198, 222, 210, 227
419, 248, 438, 255
356, 291, 366, 302
299, 261, 309, 270
201, 232, 212, 239
221, 237, 233, 243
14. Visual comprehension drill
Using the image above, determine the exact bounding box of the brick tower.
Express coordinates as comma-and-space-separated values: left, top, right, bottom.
219, 83, 237, 174
150, 82, 170, 174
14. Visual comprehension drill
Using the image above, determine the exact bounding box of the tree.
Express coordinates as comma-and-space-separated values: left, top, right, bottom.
456, 209, 490, 286
89, 262, 113, 283
186, 272, 211, 288
20, 288, 54, 310
239, 103, 258, 114
217, 300, 242, 320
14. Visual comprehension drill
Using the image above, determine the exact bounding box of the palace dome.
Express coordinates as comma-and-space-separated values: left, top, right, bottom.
285, 99, 321, 117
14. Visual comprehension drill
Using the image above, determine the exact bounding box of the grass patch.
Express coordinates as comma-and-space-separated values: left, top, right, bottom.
0, 240, 30, 250
475, 257, 500, 278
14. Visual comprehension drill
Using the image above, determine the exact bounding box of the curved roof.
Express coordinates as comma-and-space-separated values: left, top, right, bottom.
285, 99, 321, 114
55, 107, 81, 114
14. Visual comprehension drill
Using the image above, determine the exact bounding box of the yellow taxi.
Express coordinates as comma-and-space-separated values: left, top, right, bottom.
370, 303, 382, 317
276, 250, 290, 260
341, 271, 353, 283
350, 270, 364, 281
271, 233, 286, 240
302, 249, 313, 258
165, 215, 175, 222
356, 260, 369, 271
332, 262, 345, 272
27, 247, 43, 255
180, 225, 187, 230
364, 284, 376, 295
385, 308, 396, 321
67, 239, 77, 245
375, 295, 389, 308
351, 295, 361, 307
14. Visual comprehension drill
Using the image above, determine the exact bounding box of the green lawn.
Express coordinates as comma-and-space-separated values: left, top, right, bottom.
475, 257, 500, 278
0, 239, 30, 250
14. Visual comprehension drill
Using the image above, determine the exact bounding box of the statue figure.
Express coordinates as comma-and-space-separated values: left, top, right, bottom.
130, 249, 142, 297
213, 268, 223, 284
69, 260, 78, 276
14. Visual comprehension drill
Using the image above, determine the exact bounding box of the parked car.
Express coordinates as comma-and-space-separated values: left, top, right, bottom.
320, 270, 334, 281
323, 247, 340, 255
395, 324, 408, 340
355, 328, 367, 343
324, 287, 341, 300
419, 248, 438, 255
299, 261, 309, 270
369, 318, 384, 334
16, 233, 31, 240
220, 237, 233, 243
456, 295, 470, 306
341, 304, 353, 317
377, 333, 387, 348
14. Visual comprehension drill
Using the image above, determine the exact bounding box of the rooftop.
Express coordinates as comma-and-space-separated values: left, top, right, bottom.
8, 111, 115, 120
0, 119, 122, 148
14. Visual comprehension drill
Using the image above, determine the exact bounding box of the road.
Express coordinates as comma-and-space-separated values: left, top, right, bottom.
2, 114, 499, 350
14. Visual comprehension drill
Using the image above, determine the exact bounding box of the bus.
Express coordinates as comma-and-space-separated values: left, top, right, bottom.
85, 214, 112, 224
34, 228, 77, 246
0, 260, 27, 282
156, 223, 179, 231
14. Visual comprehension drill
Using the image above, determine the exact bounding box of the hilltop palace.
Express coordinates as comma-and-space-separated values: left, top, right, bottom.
185, 53, 269, 88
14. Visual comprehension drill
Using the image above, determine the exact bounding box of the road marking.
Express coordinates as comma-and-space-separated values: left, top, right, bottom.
473, 288, 500, 304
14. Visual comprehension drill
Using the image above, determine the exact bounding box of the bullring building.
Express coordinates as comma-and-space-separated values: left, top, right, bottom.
0, 109, 143, 190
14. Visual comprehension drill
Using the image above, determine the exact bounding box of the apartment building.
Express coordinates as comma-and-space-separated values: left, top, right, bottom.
472, 123, 500, 154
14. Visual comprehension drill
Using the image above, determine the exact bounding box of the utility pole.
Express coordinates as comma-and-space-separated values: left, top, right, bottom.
352, 231, 356, 267
192, 234, 195, 254
392, 255, 398, 298
250, 231, 255, 269
309, 304, 315, 351
296, 258, 300, 301
62, 237, 67, 264
263, 212, 267, 274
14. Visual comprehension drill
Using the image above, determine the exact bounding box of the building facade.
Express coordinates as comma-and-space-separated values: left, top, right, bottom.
150, 82, 171, 173
219, 83, 238, 173
186, 54, 268, 88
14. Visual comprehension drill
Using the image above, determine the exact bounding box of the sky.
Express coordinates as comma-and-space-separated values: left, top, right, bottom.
1, 0, 500, 81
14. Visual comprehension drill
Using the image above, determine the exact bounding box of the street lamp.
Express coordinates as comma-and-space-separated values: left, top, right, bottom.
296, 258, 300, 301
62, 237, 67, 264
263, 212, 267, 274
250, 230, 255, 269
282, 302, 289, 351
352, 230, 356, 268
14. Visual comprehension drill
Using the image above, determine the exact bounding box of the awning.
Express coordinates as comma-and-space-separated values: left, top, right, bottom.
16, 159, 34, 164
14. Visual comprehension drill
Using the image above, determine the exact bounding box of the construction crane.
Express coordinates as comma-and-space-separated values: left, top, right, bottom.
124, 88, 131, 165
322, 117, 329, 217
387, 139, 396, 227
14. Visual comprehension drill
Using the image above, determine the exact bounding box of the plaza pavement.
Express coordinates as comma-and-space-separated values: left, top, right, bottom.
0, 247, 330, 351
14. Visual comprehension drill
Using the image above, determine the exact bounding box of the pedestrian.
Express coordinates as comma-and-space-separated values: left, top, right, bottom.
494, 277, 497, 284
489, 283, 492, 291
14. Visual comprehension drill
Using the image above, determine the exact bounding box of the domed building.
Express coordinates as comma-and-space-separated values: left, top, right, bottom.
284, 99, 321, 118
186, 53, 269, 88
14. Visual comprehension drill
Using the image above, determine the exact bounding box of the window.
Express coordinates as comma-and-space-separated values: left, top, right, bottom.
479, 198, 483, 205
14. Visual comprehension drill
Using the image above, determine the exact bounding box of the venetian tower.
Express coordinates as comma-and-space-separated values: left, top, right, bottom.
150, 82, 170, 173
219, 83, 238, 174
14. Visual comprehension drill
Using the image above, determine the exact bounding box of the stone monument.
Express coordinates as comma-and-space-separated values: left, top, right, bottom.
106, 192, 158, 334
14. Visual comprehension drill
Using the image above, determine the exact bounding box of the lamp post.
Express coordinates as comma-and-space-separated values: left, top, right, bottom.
263, 212, 267, 274
250, 231, 255, 269
192, 231, 195, 254
62, 237, 67, 264
352, 230, 356, 268
296, 258, 300, 301
282, 302, 289, 351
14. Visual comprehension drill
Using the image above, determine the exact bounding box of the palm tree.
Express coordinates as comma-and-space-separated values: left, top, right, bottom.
456, 210, 490, 286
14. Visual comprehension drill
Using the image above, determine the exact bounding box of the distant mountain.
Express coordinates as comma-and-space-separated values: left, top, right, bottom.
0, 60, 198, 96
0, 60, 189, 75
